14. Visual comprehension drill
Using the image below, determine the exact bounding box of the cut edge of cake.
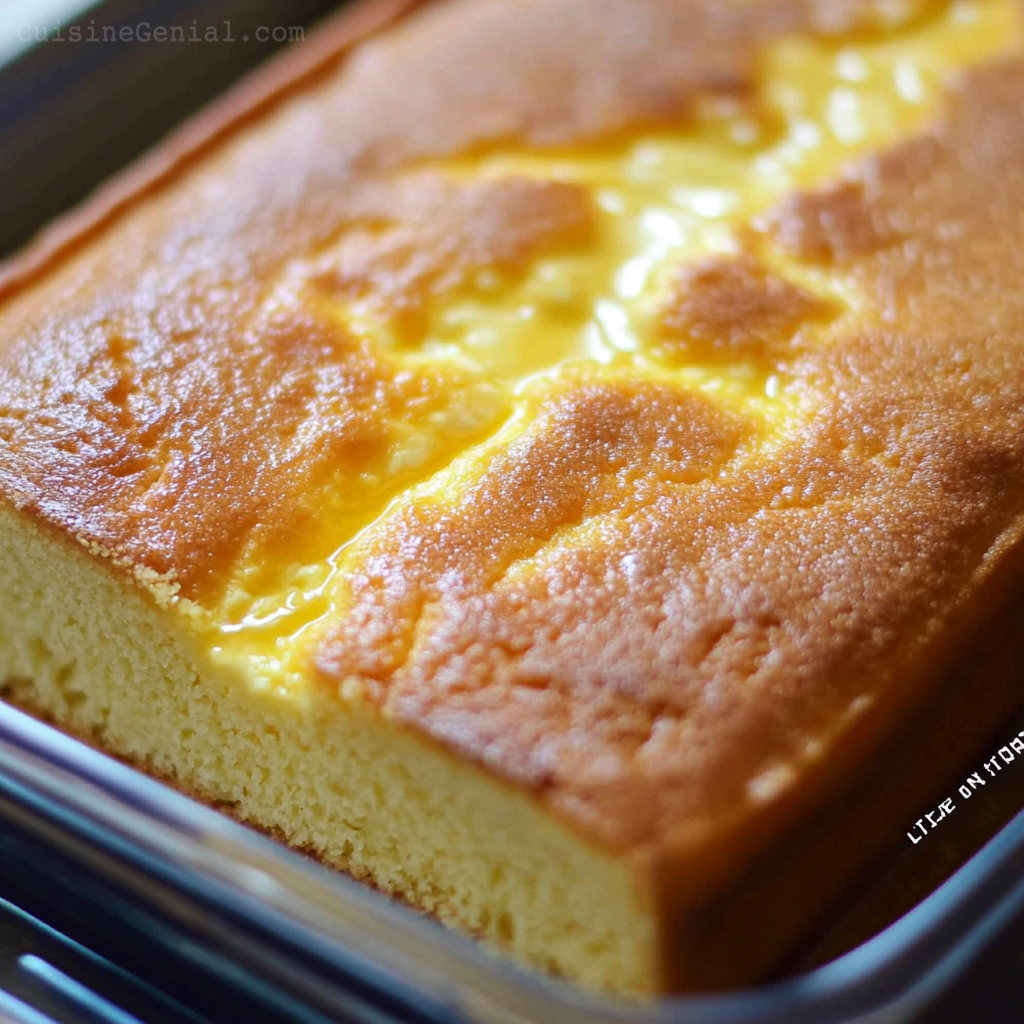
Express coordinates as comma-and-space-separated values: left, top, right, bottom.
0, 502, 662, 994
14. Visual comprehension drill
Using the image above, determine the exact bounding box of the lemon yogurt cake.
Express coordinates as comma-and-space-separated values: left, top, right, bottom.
3, 0, 1024, 995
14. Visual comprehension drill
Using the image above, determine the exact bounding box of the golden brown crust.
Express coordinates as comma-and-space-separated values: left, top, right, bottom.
0, 295, 507, 598
304, 173, 594, 334
657, 254, 836, 360
322, 0, 951, 162
767, 181, 896, 263
316, 378, 750, 780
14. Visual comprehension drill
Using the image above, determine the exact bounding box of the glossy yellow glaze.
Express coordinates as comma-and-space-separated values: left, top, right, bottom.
418, 0, 1019, 393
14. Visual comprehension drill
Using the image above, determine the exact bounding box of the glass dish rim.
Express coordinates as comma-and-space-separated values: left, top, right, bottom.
3, 0, 1024, 1018
0, 700, 1022, 1024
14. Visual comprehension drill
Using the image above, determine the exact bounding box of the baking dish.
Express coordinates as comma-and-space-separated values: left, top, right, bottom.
4, 0, 1024, 1018
2, 697, 1024, 1023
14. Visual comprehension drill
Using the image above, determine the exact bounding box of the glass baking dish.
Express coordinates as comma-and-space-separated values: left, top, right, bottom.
0, 698, 1024, 1024
4, 1, 1024, 1020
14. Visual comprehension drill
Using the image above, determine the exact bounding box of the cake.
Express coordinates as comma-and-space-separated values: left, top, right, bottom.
3, 0, 1024, 995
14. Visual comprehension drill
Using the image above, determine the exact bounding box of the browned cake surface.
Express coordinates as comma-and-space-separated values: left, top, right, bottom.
3, 0, 1024, 993
322, 54, 1024, 847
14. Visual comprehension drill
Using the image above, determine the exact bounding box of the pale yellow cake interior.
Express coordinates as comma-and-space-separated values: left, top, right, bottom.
0, 0, 1019, 994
